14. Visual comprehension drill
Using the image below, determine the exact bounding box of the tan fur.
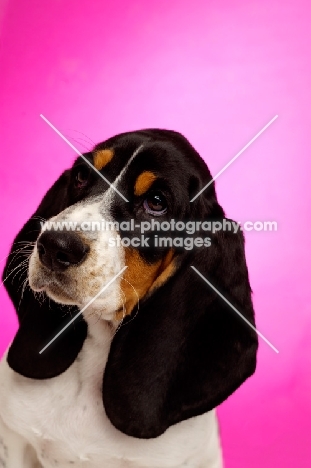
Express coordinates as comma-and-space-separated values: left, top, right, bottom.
148, 249, 176, 295
116, 249, 176, 319
93, 149, 114, 170
134, 171, 157, 196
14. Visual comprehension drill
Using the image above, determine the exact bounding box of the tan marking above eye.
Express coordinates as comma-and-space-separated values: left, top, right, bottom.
93, 149, 114, 170
116, 248, 176, 320
134, 171, 157, 196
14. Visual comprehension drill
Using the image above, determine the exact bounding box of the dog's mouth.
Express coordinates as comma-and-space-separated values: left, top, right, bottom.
29, 259, 123, 316
29, 261, 80, 305
42, 282, 77, 305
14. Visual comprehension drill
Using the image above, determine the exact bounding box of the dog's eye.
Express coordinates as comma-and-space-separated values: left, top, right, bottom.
143, 192, 167, 216
74, 167, 90, 188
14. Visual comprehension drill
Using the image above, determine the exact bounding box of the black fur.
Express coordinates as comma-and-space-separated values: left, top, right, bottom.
3, 129, 258, 437
103, 225, 257, 438
4, 171, 87, 378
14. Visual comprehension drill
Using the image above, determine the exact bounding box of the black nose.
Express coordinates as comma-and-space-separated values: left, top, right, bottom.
37, 231, 89, 272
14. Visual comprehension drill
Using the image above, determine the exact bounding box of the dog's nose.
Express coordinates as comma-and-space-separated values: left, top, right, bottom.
37, 231, 89, 272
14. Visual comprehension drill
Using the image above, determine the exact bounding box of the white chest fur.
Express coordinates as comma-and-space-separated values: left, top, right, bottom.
0, 317, 223, 468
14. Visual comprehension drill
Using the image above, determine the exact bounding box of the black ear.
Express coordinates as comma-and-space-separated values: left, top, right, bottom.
4, 171, 87, 379
103, 222, 258, 438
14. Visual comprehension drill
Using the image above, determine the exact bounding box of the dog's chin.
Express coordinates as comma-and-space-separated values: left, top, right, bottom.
29, 272, 121, 321
44, 287, 119, 322
44, 286, 79, 306
29, 273, 79, 306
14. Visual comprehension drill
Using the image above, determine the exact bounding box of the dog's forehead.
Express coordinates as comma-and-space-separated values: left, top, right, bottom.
68, 129, 215, 211
92, 137, 189, 173
74, 131, 197, 188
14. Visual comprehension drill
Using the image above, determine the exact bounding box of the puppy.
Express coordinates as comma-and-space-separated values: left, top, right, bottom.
0, 129, 258, 467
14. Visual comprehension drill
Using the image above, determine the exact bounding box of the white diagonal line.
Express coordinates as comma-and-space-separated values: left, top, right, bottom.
191, 266, 279, 353
190, 115, 278, 202
40, 114, 129, 202
39, 266, 127, 354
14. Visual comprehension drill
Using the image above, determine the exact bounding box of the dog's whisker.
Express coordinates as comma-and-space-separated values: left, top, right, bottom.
1, 257, 30, 289
66, 135, 93, 152
30, 215, 46, 223
11, 260, 30, 284
11, 249, 34, 262
8, 248, 33, 266
73, 136, 94, 150
17, 269, 30, 293
14, 241, 36, 246
1, 243, 34, 266
33, 290, 47, 307
122, 277, 140, 312
113, 278, 140, 336
9, 251, 34, 273
18, 274, 31, 310
67, 129, 95, 146
11, 249, 33, 272
119, 289, 126, 318
15, 263, 30, 288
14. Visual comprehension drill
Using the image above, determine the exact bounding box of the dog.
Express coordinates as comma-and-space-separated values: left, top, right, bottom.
0, 129, 258, 467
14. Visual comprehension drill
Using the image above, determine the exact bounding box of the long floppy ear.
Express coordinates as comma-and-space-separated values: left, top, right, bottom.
103, 223, 258, 438
4, 171, 87, 379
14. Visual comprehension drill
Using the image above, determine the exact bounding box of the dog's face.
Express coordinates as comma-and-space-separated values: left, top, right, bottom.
28, 129, 221, 320
4, 129, 258, 439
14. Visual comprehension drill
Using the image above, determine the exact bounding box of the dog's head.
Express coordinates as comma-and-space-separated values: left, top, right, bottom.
4, 129, 258, 438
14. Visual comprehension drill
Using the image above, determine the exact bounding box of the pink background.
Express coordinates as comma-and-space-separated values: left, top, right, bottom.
0, 0, 310, 466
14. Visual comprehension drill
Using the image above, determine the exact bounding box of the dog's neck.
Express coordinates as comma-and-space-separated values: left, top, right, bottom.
83, 311, 119, 343
68, 312, 119, 390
